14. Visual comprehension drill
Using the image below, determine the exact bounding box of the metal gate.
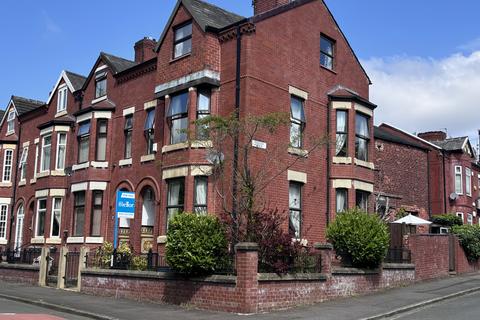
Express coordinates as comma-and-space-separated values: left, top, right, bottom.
449, 234, 456, 272
64, 250, 80, 288
46, 248, 60, 287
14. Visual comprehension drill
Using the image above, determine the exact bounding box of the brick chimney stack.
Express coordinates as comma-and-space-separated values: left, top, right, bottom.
253, 0, 292, 15
418, 131, 447, 142
134, 37, 157, 63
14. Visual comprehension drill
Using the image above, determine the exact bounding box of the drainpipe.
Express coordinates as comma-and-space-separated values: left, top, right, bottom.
442, 151, 447, 213
8, 124, 22, 250
326, 102, 331, 226
231, 25, 242, 241
426, 150, 431, 218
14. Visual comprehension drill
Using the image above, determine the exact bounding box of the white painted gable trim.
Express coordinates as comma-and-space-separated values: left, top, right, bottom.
46, 70, 76, 105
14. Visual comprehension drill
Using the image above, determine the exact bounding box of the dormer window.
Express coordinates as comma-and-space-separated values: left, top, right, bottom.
57, 86, 68, 113
6, 110, 15, 134
173, 22, 192, 59
95, 72, 107, 99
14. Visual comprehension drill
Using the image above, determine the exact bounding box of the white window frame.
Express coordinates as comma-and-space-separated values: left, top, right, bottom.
6, 110, 15, 134
19, 146, 28, 181
55, 132, 67, 170
35, 198, 47, 237
468, 213, 473, 225
466, 167, 472, 197
33, 144, 39, 178
57, 85, 68, 113
456, 212, 464, 223
0, 204, 8, 239
455, 166, 463, 195
2, 149, 13, 182
40, 135, 52, 172
50, 197, 62, 238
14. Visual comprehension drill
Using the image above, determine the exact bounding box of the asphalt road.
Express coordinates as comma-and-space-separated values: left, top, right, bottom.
388, 292, 480, 320
0, 297, 89, 320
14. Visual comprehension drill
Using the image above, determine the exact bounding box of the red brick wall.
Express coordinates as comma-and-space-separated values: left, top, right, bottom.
0, 265, 39, 285
407, 234, 450, 281
455, 239, 480, 274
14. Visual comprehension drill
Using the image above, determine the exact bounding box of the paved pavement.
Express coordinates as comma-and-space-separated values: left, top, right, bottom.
0, 274, 479, 320
386, 291, 480, 320
0, 296, 89, 319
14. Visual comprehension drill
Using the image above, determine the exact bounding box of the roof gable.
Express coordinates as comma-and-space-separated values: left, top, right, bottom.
0, 96, 45, 126
154, 0, 245, 52
379, 123, 442, 150
46, 70, 87, 105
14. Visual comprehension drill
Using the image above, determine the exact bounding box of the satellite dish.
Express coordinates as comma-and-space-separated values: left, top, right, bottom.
206, 150, 224, 165
64, 167, 73, 177
449, 193, 458, 201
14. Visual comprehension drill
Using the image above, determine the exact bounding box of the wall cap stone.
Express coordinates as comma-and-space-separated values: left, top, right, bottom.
382, 263, 415, 270
235, 242, 259, 252
258, 273, 327, 282
0, 263, 40, 271
314, 243, 333, 250
332, 267, 380, 275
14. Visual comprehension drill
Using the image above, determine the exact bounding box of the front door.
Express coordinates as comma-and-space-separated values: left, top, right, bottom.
14, 210, 24, 253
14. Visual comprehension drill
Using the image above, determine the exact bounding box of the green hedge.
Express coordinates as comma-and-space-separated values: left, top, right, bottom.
451, 225, 480, 261
166, 213, 229, 275
327, 208, 389, 269
431, 214, 463, 227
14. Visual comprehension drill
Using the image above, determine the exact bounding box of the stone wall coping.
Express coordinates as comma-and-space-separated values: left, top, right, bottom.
258, 273, 327, 282
82, 268, 236, 284
0, 263, 39, 271
332, 267, 380, 275
382, 263, 415, 270
235, 242, 259, 252
313, 243, 334, 250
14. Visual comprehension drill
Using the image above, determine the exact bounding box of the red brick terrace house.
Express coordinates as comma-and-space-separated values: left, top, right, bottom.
2, 0, 378, 252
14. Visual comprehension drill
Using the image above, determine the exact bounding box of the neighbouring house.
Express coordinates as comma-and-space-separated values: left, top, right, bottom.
1, 0, 377, 252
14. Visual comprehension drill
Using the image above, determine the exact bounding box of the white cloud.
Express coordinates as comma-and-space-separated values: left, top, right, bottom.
362, 51, 480, 142
42, 10, 62, 35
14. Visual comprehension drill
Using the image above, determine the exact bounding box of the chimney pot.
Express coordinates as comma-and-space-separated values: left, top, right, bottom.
134, 37, 157, 63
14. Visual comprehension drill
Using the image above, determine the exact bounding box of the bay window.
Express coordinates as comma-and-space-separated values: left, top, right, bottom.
36, 199, 47, 237
77, 121, 90, 163
40, 135, 51, 172
91, 191, 103, 236
144, 109, 155, 154
355, 113, 369, 161
73, 191, 85, 237
2, 149, 13, 182
0, 204, 7, 239
50, 198, 62, 238
455, 166, 463, 195
466, 167, 472, 196
289, 182, 302, 239
56, 133, 67, 170
290, 96, 306, 148
166, 178, 185, 228
124, 115, 133, 159
173, 22, 192, 59
336, 188, 348, 213
336, 110, 348, 157
196, 89, 211, 140
167, 92, 188, 144
194, 177, 208, 215
356, 190, 369, 212
96, 120, 108, 161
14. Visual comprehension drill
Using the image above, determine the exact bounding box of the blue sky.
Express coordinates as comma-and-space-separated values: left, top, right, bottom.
1, 0, 479, 139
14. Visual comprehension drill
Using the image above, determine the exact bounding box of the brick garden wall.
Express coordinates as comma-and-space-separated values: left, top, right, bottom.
407, 234, 450, 281
0, 264, 39, 285
455, 240, 480, 274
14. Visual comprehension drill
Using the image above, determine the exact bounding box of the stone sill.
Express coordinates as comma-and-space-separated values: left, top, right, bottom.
258, 273, 327, 282
288, 147, 309, 157
82, 268, 236, 284
333, 157, 352, 165
18, 180, 26, 187
383, 263, 415, 270
140, 154, 155, 163
91, 95, 107, 105
31, 237, 45, 244
86, 237, 104, 244
354, 158, 375, 170
332, 267, 380, 275
0, 239, 7, 245
66, 237, 85, 244
162, 142, 189, 153
0, 263, 39, 271
91, 161, 109, 169
119, 158, 132, 167
51, 170, 66, 177
55, 110, 68, 118
72, 162, 90, 171
157, 235, 167, 244
36, 171, 50, 179
45, 238, 62, 245
0, 182, 12, 187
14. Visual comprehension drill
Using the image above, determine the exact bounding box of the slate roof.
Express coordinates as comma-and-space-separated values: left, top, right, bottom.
374, 126, 428, 150
155, 0, 245, 51
100, 52, 138, 74
431, 137, 468, 152
328, 87, 377, 109
0, 110, 5, 121
11, 96, 45, 115
65, 71, 87, 91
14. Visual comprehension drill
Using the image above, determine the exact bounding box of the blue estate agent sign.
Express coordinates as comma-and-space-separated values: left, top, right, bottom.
116, 191, 135, 219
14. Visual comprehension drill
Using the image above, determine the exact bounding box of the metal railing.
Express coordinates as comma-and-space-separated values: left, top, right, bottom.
85, 248, 170, 272
1, 247, 42, 265
259, 253, 322, 274
384, 248, 412, 264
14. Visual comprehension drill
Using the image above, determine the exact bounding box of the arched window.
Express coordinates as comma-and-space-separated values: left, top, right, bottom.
15, 204, 25, 251
118, 188, 131, 228
141, 187, 155, 227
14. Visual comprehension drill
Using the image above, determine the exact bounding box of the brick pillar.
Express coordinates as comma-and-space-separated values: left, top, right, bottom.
314, 243, 333, 276
235, 242, 259, 314
77, 246, 90, 292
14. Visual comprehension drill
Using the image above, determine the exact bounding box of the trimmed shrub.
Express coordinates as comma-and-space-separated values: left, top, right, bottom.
327, 208, 389, 269
166, 213, 229, 275
451, 225, 480, 261
431, 214, 463, 227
